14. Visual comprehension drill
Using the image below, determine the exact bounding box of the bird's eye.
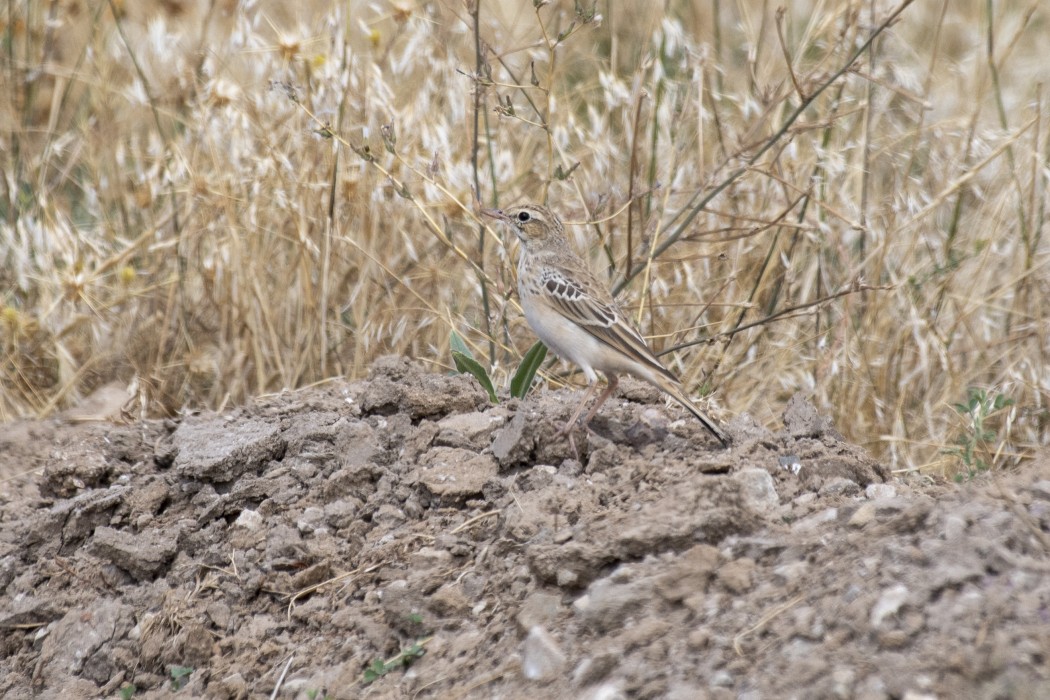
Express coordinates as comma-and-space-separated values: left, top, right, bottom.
517, 211, 531, 223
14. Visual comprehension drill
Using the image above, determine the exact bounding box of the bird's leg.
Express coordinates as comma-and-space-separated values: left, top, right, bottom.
578, 374, 618, 428
558, 380, 598, 438
557, 375, 621, 459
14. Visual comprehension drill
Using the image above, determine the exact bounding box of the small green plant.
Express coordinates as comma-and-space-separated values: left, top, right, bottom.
450, 330, 547, 403
946, 387, 1013, 481
119, 683, 137, 700
361, 639, 429, 684
169, 665, 194, 691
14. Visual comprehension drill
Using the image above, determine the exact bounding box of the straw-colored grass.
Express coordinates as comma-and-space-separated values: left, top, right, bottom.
1, 0, 1046, 474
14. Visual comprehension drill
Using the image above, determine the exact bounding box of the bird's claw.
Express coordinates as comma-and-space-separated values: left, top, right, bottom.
556, 420, 581, 461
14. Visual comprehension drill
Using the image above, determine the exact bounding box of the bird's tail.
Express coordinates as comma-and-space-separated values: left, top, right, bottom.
653, 375, 730, 448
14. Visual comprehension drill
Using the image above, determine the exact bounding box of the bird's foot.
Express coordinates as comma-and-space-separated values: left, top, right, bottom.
556, 420, 582, 461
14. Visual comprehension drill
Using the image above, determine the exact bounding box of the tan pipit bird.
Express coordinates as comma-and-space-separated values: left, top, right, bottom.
482, 204, 729, 449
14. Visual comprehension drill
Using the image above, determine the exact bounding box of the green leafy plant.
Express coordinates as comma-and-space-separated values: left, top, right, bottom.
946, 387, 1013, 481
119, 684, 137, 700
361, 640, 428, 684
450, 331, 547, 403
169, 665, 194, 691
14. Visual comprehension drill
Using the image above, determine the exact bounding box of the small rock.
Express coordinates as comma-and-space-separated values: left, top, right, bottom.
855, 674, 889, 700
206, 601, 231, 630
821, 478, 860, 497
687, 628, 710, 650
793, 492, 817, 507
380, 580, 426, 634
717, 558, 756, 594
428, 582, 471, 617
516, 591, 563, 630
557, 568, 580, 588
233, 509, 263, 530
89, 526, 178, 580
437, 411, 505, 445
37, 603, 134, 687
409, 546, 453, 570
778, 454, 802, 476
373, 503, 405, 528
709, 670, 734, 688
848, 503, 877, 528
831, 665, 856, 698
733, 469, 780, 509
581, 681, 627, 700
323, 498, 362, 529
522, 626, 566, 681
942, 514, 967, 540
296, 506, 326, 534
575, 573, 650, 631
415, 447, 498, 500
572, 652, 619, 687
870, 584, 909, 628
492, 411, 530, 466
865, 483, 897, 500
217, 673, 247, 698
172, 417, 285, 483
773, 560, 809, 587
792, 507, 839, 532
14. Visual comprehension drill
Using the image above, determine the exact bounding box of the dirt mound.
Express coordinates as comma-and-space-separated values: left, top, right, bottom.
1, 356, 1048, 699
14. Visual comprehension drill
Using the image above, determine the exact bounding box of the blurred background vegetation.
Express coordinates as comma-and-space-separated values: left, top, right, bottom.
1, 0, 1046, 474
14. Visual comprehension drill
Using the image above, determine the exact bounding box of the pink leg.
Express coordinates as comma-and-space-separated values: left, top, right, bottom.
578, 374, 618, 428
560, 380, 599, 434
557, 375, 620, 458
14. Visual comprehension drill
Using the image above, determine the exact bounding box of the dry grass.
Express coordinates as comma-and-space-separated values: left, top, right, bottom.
1, 0, 1046, 474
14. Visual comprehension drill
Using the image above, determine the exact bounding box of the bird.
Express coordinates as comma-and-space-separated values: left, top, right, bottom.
481, 203, 729, 450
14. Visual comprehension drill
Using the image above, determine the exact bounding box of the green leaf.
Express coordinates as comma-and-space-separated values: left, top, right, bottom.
452, 351, 497, 403
510, 341, 547, 399
170, 666, 193, 690
449, 330, 473, 360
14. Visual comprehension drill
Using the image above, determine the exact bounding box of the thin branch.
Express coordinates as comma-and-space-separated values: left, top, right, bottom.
613, 0, 917, 296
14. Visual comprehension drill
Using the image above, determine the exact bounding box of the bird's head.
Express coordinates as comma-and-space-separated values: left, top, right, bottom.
481, 204, 564, 251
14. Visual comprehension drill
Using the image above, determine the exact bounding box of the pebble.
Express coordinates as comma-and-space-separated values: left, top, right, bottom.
517, 591, 563, 630
295, 506, 325, 534
522, 626, 566, 681
870, 584, 909, 628
733, 469, 780, 510
865, 483, 897, 500
709, 670, 734, 688
581, 682, 626, 700
717, 558, 756, 594
792, 507, 839, 532
848, 503, 877, 528
820, 478, 860, 497
773, 560, 810, 587
233, 509, 263, 530
942, 514, 967, 540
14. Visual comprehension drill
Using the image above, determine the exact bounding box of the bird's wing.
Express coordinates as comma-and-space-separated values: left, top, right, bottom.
538, 263, 678, 383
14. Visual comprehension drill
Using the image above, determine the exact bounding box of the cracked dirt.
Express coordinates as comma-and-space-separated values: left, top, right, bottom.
1, 356, 1048, 699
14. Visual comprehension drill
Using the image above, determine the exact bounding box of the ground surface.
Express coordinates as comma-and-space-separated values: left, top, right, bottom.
1, 356, 1048, 699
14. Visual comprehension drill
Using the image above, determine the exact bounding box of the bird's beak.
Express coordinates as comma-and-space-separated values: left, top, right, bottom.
480, 208, 509, 223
